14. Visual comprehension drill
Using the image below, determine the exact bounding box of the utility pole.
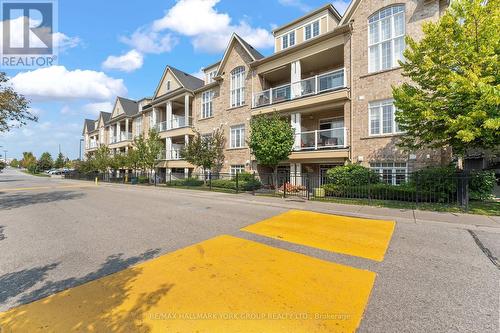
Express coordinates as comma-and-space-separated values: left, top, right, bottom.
3, 150, 6, 163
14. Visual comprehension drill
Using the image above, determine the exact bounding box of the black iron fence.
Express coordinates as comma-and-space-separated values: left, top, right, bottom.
65, 170, 472, 208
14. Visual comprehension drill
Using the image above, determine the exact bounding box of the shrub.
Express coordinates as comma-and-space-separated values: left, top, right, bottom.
168, 178, 204, 187
210, 178, 262, 191
234, 172, 254, 181
469, 170, 495, 200
326, 164, 380, 186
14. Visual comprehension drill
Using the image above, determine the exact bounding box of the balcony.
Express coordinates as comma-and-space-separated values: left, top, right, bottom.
156, 116, 193, 132
294, 128, 347, 151
158, 149, 184, 160
110, 132, 133, 144
88, 142, 99, 149
253, 68, 345, 108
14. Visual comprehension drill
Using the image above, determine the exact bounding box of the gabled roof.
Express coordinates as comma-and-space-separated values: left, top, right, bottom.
216, 33, 264, 76
152, 65, 204, 100
273, 3, 342, 35
339, 0, 361, 25
101, 111, 111, 123
169, 66, 205, 91
82, 119, 94, 135
117, 97, 139, 116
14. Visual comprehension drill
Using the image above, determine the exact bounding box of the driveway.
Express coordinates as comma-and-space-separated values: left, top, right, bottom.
0, 167, 498, 332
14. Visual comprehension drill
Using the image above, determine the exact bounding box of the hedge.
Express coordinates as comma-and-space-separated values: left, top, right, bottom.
325, 164, 380, 186
210, 179, 262, 191
167, 178, 204, 187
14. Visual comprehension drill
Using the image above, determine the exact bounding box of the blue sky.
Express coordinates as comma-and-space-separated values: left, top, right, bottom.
0, 0, 350, 160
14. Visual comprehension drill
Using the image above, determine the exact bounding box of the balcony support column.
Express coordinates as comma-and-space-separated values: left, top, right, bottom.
166, 101, 172, 130
184, 94, 190, 124
290, 60, 301, 99
125, 118, 129, 137
166, 137, 172, 160
291, 113, 301, 150
290, 163, 301, 185
116, 122, 120, 142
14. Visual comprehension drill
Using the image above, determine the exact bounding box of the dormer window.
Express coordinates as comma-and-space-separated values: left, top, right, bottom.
304, 20, 320, 41
206, 70, 217, 84
282, 31, 295, 49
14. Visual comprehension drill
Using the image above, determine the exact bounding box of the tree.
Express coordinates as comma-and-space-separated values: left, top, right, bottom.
10, 158, 19, 168
392, 0, 500, 157
37, 152, 53, 171
144, 129, 163, 178
93, 145, 111, 173
0, 72, 36, 132
20, 152, 37, 172
181, 126, 226, 173
248, 113, 294, 175
125, 147, 141, 173
54, 152, 65, 169
0, 161, 5, 171
109, 152, 127, 171
133, 134, 148, 171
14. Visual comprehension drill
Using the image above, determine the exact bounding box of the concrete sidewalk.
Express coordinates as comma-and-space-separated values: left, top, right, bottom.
90, 180, 500, 232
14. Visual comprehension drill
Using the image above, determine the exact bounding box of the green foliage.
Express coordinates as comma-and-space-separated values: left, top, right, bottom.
181, 126, 225, 172
54, 152, 65, 169
248, 113, 294, 170
211, 178, 262, 191
144, 129, 163, 172
167, 178, 204, 187
0, 160, 5, 170
326, 164, 380, 186
0, 72, 36, 132
93, 145, 111, 172
37, 152, 53, 171
392, 0, 500, 155
125, 148, 141, 170
410, 166, 458, 199
469, 170, 495, 200
20, 151, 36, 170
10, 158, 19, 168
234, 172, 254, 181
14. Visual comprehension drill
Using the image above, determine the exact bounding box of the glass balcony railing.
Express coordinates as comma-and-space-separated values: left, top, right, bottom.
294, 127, 347, 151
252, 68, 345, 108
110, 132, 133, 143
155, 116, 193, 132
157, 149, 184, 160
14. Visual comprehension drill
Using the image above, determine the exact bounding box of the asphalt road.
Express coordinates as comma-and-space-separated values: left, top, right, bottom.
0, 167, 498, 332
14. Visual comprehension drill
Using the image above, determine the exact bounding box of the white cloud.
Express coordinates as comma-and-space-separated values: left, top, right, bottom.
152, 0, 273, 53
278, 0, 311, 12
102, 49, 144, 72
53, 32, 81, 51
332, 1, 349, 15
120, 27, 178, 54
0, 16, 81, 52
190, 68, 205, 80
10, 65, 127, 101
83, 102, 114, 116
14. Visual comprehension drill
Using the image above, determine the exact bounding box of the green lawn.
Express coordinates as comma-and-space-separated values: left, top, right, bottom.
20, 170, 51, 177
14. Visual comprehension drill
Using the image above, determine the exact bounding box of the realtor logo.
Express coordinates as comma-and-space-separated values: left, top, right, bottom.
1, 0, 57, 68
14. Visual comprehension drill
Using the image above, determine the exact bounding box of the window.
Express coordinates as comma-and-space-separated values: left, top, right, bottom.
230, 124, 245, 148
206, 70, 217, 83
230, 67, 245, 107
166, 80, 171, 91
368, 5, 405, 72
370, 162, 407, 185
230, 165, 245, 176
369, 99, 401, 135
201, 90, 214, 119
282, 31, 295, 49
304, 20, 320, 41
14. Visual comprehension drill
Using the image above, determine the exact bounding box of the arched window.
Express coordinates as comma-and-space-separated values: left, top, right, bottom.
368, 5, 405, 73
230, 66, 245, 107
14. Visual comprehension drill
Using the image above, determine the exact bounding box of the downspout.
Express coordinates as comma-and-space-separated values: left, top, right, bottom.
349, 25, 354, 164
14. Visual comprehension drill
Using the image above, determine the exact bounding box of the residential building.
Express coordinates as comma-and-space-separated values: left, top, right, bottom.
82, 0, 451, 183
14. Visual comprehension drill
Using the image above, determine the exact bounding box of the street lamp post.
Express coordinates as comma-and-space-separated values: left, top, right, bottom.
79, 138, 84, 161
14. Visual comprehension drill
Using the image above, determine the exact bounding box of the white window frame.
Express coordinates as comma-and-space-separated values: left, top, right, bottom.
230, 67, 245, 108
230, 124, 245, 148
201, 90, 214, 119
134, 118, 142, 137
368, 99, 401, 136
206, 70, 217, 83
304, 19, 320, 41
368, 5, 405, 73
282, 31, 295, 49
230, 164, 245, 176
370, 162, 407, 185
